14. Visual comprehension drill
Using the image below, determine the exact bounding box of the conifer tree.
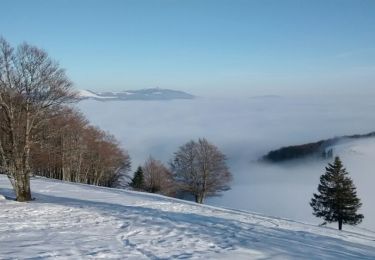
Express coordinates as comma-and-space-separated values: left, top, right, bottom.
310, 156, 363, 230
130, 166, 145, 190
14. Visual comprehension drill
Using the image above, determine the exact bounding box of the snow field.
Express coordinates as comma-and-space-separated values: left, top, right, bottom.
1, 176, 375, 259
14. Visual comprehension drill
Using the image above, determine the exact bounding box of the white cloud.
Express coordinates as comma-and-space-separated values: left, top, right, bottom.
77, 94, 375, 230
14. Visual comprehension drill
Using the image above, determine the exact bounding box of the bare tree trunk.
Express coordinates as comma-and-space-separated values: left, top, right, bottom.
195, 194, 204, 204
20, 109, 32, 201
14, 170, 32, 201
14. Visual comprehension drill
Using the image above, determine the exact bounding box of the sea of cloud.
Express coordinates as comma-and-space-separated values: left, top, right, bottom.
77, 94, 375, 230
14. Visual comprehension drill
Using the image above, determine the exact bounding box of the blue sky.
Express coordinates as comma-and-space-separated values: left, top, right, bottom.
1, 0, 374, 96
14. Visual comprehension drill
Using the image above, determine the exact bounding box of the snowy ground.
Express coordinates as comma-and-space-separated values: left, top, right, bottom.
1, 176, 375, 259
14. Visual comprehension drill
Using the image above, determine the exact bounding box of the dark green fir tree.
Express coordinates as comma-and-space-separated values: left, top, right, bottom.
130, 166, 145, 190
310, 156, 363, 230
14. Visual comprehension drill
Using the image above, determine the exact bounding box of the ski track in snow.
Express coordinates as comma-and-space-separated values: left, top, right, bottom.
1, 176, 375, 259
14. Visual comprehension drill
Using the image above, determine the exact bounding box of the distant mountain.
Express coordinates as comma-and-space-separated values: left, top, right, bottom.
78, 88, 194, 101
250, 95, 282, 99
263, 131, 375, 162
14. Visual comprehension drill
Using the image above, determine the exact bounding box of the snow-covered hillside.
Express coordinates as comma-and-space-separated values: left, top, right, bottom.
1, 176, 375, 259
78, 88, 194, 101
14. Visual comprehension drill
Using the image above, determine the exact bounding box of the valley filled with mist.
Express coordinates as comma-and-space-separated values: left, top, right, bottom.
77, 94, 375, 231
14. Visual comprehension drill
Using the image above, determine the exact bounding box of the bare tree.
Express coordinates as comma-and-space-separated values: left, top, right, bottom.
143, 156, 175, 196
0, 37, 75, 201
171, 138, 232, 204
82, 126, 131, 187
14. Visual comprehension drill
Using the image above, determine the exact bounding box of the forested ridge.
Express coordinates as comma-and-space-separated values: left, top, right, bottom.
263, 132, 375, 162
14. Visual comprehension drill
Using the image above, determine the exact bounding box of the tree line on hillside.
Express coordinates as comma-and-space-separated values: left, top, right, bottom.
263, 132, 375, 162
31, 107, 131, 187
0, 37, 130, 201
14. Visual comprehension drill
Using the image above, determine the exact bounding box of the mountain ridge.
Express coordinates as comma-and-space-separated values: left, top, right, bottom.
78, 88, 194, 101
263, 131, 375, 162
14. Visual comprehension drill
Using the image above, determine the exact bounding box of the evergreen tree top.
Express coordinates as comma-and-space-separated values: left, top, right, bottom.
130, 166, 145, 190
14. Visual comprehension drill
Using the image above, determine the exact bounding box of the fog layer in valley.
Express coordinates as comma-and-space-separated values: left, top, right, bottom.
78, 95, 375, 230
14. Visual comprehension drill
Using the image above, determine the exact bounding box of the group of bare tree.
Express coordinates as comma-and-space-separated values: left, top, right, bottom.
31, 108, 130, 187
131, 138, 232, 204
0, 38, 130, 201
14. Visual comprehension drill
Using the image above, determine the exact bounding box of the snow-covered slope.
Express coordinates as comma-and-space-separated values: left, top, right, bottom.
78, 88, 194, 101
78, 89, 117, 100
1, 176, 375, 259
